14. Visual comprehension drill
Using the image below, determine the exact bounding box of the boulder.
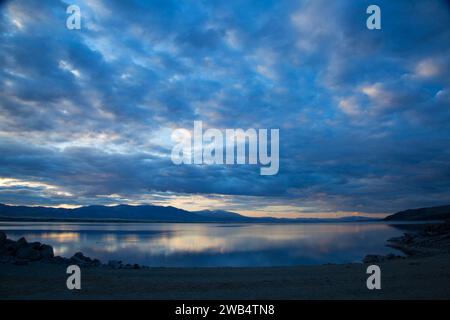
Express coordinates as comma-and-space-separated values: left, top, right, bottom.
16, 237, 28, 248
39, 244, 54, 259
386, 253, 403, 260
363, 254, 385, 264
3, 239, 17, 254
0, 235, 108, 267
0, 231, 6, 245
107, 260, 123, 269
92, 258, 101, 266
4, 241, 17, 253
403, 233, 414, 244
363, 253, 403, 264
15, 246, 41, 261
68, 252, 102, 266
30, 242, 42, 250
49, 256, 70, 265
70, 252, 92, 264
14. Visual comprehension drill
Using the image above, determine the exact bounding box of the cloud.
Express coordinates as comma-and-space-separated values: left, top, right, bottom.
0, 0, 449, 216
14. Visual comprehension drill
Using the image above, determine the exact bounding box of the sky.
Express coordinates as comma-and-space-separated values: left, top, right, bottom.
0, 0, 449, 218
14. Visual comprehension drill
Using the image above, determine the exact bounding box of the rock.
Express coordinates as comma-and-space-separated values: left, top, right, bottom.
403, 233, 414, 244
7, 237, 30, 256
386, 253, 403, 260
0, 246, 7, 256
122, 263, 141, 269
70, 252, 92, 264
30, 242, 42, 250
109, 261, 142, 269
49, 256, 70, 264
16, 237, 28, 248
3, 239, 17, 254
425, 222, 450, 234
70, 253, 81, 263
39, 244, 54, 259
15, 246, 41, 261
73, 252, 84, 258
0, 231, 6, 245
68, 252, 102, 266
92, 258, 101, 266
363, 254, 385, 264
363, 253, 404, 264
107, 260, 123, 269
3, 240, 18, 254
0, 235, 110, 267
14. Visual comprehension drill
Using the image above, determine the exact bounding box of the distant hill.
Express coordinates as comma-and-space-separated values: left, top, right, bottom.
0, 203, 377, 223
384, 205, 450, 221
0, 203, 249, 223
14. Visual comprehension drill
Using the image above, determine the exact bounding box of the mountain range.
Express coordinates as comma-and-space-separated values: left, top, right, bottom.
1, 203, 449, 223
0, 203, 376, 223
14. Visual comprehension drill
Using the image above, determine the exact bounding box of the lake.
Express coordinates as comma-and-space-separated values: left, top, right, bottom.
0, 222, 406, 267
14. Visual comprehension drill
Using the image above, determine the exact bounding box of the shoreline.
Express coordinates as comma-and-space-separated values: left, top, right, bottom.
1, 253, 449, 299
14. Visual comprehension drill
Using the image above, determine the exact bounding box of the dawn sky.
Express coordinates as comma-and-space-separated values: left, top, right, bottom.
0, 0, 449, 218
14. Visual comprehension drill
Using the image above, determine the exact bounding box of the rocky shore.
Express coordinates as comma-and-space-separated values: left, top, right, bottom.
387, 221, 450, 256
0, 231, 147, 269
362, 221, 450, 263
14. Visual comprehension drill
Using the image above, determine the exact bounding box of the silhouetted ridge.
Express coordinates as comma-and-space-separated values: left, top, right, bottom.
0, 203, 377, 223
384, 205, 450, 221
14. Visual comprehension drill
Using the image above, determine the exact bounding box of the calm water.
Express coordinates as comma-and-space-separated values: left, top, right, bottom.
0, 222, 405, 267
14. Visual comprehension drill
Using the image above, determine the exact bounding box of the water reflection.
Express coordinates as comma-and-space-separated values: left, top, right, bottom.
40, 232, 80, 242
0, 222, 405, 267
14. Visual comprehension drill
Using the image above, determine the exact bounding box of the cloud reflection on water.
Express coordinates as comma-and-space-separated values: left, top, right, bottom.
0, 222, 404, 267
